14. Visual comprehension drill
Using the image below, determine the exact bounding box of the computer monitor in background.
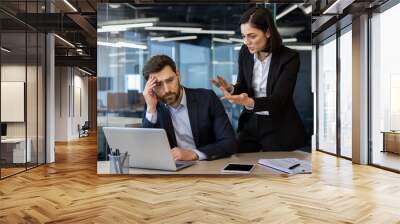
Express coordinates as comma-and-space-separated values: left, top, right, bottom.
128, 90, 139, 106
1, 123, 7, 137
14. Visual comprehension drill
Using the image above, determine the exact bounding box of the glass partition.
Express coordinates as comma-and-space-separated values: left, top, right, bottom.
0, 1, 46, 179
1, 30, 28, 177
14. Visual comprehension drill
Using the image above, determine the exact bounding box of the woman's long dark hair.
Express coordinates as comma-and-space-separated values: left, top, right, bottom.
240, 7, 282, 54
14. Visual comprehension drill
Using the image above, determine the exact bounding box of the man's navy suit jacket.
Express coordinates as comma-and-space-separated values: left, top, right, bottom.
142, 87, 237, 160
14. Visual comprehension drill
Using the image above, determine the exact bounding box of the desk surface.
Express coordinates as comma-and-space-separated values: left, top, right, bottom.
1, 138, 29, 143
97, 116, 142, 127
97, 151, 311, 175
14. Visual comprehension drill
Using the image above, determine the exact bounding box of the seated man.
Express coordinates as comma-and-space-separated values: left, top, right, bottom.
142, 55, 237, 161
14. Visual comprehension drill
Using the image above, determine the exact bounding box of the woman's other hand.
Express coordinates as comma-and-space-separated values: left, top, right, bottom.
211, 75, 233, 93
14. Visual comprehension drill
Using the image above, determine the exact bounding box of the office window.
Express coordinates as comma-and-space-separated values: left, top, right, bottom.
317, 36, 337, 154
371, 3, 400, 171
339, 28, 352, 158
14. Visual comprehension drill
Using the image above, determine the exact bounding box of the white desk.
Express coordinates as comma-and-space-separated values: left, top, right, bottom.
97, 116, 142, 127
1, 138, 31, 163
97, 151, 311, 175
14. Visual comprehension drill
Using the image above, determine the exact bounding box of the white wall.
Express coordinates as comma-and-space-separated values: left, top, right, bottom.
55, 67, 89, 141
1, 65, 29, 138
55, 67, 69, 141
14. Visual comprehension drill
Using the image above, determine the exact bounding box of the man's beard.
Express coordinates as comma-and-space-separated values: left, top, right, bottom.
158, 87, 181, 105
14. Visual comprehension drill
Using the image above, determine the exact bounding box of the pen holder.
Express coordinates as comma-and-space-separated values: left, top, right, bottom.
109, 154, 130, 174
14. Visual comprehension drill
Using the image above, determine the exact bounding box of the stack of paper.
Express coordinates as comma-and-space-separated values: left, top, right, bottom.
258, 158, 311, 174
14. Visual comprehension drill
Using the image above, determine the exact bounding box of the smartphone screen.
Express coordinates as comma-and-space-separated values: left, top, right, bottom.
223, 164, 254, 172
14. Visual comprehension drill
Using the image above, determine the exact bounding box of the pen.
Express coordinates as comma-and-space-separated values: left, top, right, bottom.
120, 152, 128, 173
121, 152, 128, 165
109, 148, 121, 173
288, 163, 300, 170
114, 155, 121, 174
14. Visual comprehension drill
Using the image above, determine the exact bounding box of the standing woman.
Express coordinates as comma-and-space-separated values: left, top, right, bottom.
212, 7, 308, 153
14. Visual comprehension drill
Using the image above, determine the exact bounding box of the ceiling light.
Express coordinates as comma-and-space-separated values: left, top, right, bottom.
151, 36, 197, 42
63, 0, 78, 12
98, 41, 118, 48
99, 18, 159, 26
98, 23, 154, 32
97, 41, 147, 49
1, 47, 11, 53
212, 37, 232, 43
150, 36, 165, 41
109, 4, 121, 9
276, 4, 298, 20
229, 38, 244, 43
287, 45, 312, 51
282, 38, 298, 43
145, 26, 202, 32
78, 67, 92, 76
323, 0, 353, 14
181, 29, 235, 35
54, 34, 75, 48
117, 42, 147, 49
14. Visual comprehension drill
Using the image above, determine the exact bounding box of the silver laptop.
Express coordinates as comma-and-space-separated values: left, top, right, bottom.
102, 127, 195, 171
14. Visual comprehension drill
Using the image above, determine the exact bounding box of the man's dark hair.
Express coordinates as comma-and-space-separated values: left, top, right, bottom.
240, 7, 282, 54
142, 55, 177, 80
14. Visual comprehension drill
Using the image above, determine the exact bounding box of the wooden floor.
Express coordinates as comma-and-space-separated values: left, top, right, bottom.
1, 135, 400, 223
1, 167, 26, 178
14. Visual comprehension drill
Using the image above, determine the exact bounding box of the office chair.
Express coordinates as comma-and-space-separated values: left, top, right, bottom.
78, 121, 90, 138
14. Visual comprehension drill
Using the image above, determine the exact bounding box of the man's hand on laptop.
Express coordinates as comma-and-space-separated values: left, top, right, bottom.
171, 147, 198, 161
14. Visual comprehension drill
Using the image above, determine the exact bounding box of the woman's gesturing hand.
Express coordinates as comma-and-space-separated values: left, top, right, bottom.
219, 87, 255, 108
211, 75, 233, 93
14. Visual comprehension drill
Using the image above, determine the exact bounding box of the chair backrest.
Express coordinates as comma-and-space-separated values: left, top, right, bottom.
82, 121, 90, 129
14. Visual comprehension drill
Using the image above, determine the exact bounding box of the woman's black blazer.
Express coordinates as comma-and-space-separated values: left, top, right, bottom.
233, 44, 307, 150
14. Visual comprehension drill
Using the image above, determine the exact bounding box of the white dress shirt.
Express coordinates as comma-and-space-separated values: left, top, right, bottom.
145, 89, 208, 160
250, 53, 271, 115
232, 53, 271, 115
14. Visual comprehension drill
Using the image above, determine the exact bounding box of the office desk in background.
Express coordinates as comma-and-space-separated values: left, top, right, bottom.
381, 131, 400, 154
97, 151, 311, 175
1, 138, 32, 163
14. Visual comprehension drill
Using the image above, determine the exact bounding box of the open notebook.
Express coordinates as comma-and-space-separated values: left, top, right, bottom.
258, 158, 311, 174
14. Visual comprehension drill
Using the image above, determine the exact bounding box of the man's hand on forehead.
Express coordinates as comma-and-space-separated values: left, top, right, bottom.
149, 75, 160, 85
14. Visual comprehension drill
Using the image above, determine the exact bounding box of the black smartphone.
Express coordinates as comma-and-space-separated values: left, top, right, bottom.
221, 163, 255, 174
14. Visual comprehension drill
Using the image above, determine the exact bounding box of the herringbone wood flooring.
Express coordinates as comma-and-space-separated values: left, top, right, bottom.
1, 135, 400, 223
